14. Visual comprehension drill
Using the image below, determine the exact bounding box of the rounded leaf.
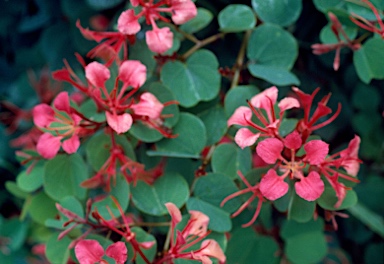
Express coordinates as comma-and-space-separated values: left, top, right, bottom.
252, 0, 302, 27
131, 173, 189, 216
218, 4, 256, 32
161, 49, 220, 107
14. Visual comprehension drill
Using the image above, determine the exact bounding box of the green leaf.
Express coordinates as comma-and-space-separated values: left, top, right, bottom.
28, 192, 57, 225
0, 218, 28, 252
46, 196, 84, 229
5, 181, 28, 199
127, 227, 157, 264
348, 202, 384, 238
252, 0, 302, 27
317, 187, 358, 210
147, 113, 207, 158
281, 220, 327, 263
218, 4, 256, 32
180, 8, 213, 34
186, 197, 232, 232
211, 143, 252, 179
247, 24, 299, 85
16, 164, 44, 193
193, 173, 242, 214
226, 228, 279, 263
288, 192, 316, 223
161, 49, 221, 107
278, 118, 298, 137
247, 24, 298, 69
313, 0, 346, 13
131, 173, 189, 216
86, 132, 135, 171
197, 105, 227, 146
285, 231, 327, 264
45, 233, 71, 264
353, 38, 384, 84
320, 23, 357, 44
248, 64, 300, 86
224, 85, 260, 117
44, 154, 88, 201
91, 174, 130, 220
130, 82, 179, 143
85, 0, 124, 10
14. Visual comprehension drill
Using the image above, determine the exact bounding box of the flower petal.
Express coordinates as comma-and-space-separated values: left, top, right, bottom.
304, 140, 329, 165
278, 97, 300, 112
256, 138, 284, 164
295, 171, 324, 201
131, 93, 164, 119
165, 202, 182, 227
234, 128, 260, 149
227, 106, 252, 127
117, 9, 140, 35
118, 60, 147, 88
145, 27, 173, 54
284, 131, 302, 150
36, 133, 62, 159
184, 211, 209, 238
171, 0, 197, 24
259, 169, 289, 200
250, 86, 278, 110
106, 242, 127, 264
106, 112, 133, 134
62, 134, 80, 154
33, 104, 55, 128
340, 135, 361, 176
199, 239, 226, 264
85, 61, 110, 88
75, 240, 104, 264
53, 92, 71, 113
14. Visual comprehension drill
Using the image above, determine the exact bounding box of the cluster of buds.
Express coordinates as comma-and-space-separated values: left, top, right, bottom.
223, 87, 361, 227
77, 0, 197, 65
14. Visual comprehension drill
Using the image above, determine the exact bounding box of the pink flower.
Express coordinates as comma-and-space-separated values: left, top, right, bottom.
33, 92, 84, 159
105, 112, 133, 134
256, 138, 284, 164
85, 61, 110, 88
36, 133, 63, 159
145, 27, 174, 53
118, 60, 147, 88
75, 240, 127, 264
227, 106, 252, 127
170, 0, 198, 24
131, 92, 164, 119
339, 135, 361, 176
259, 169, 289, 200
295, 171, 324, 201
234, 128, 260, 149
304, 140, 329, 165
117, 9, 141, 35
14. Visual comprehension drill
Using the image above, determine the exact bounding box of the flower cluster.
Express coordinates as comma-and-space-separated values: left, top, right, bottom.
77, 0, 197, 64
223, 86, 361, 226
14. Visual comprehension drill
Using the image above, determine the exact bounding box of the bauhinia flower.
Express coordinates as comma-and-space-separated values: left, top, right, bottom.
227, 86, 299, 148
156, 203, 226, 264
122, 0, 197, 53
33, 92, 98, 159
224, 87, 362, 226
75, 239, 127, 264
